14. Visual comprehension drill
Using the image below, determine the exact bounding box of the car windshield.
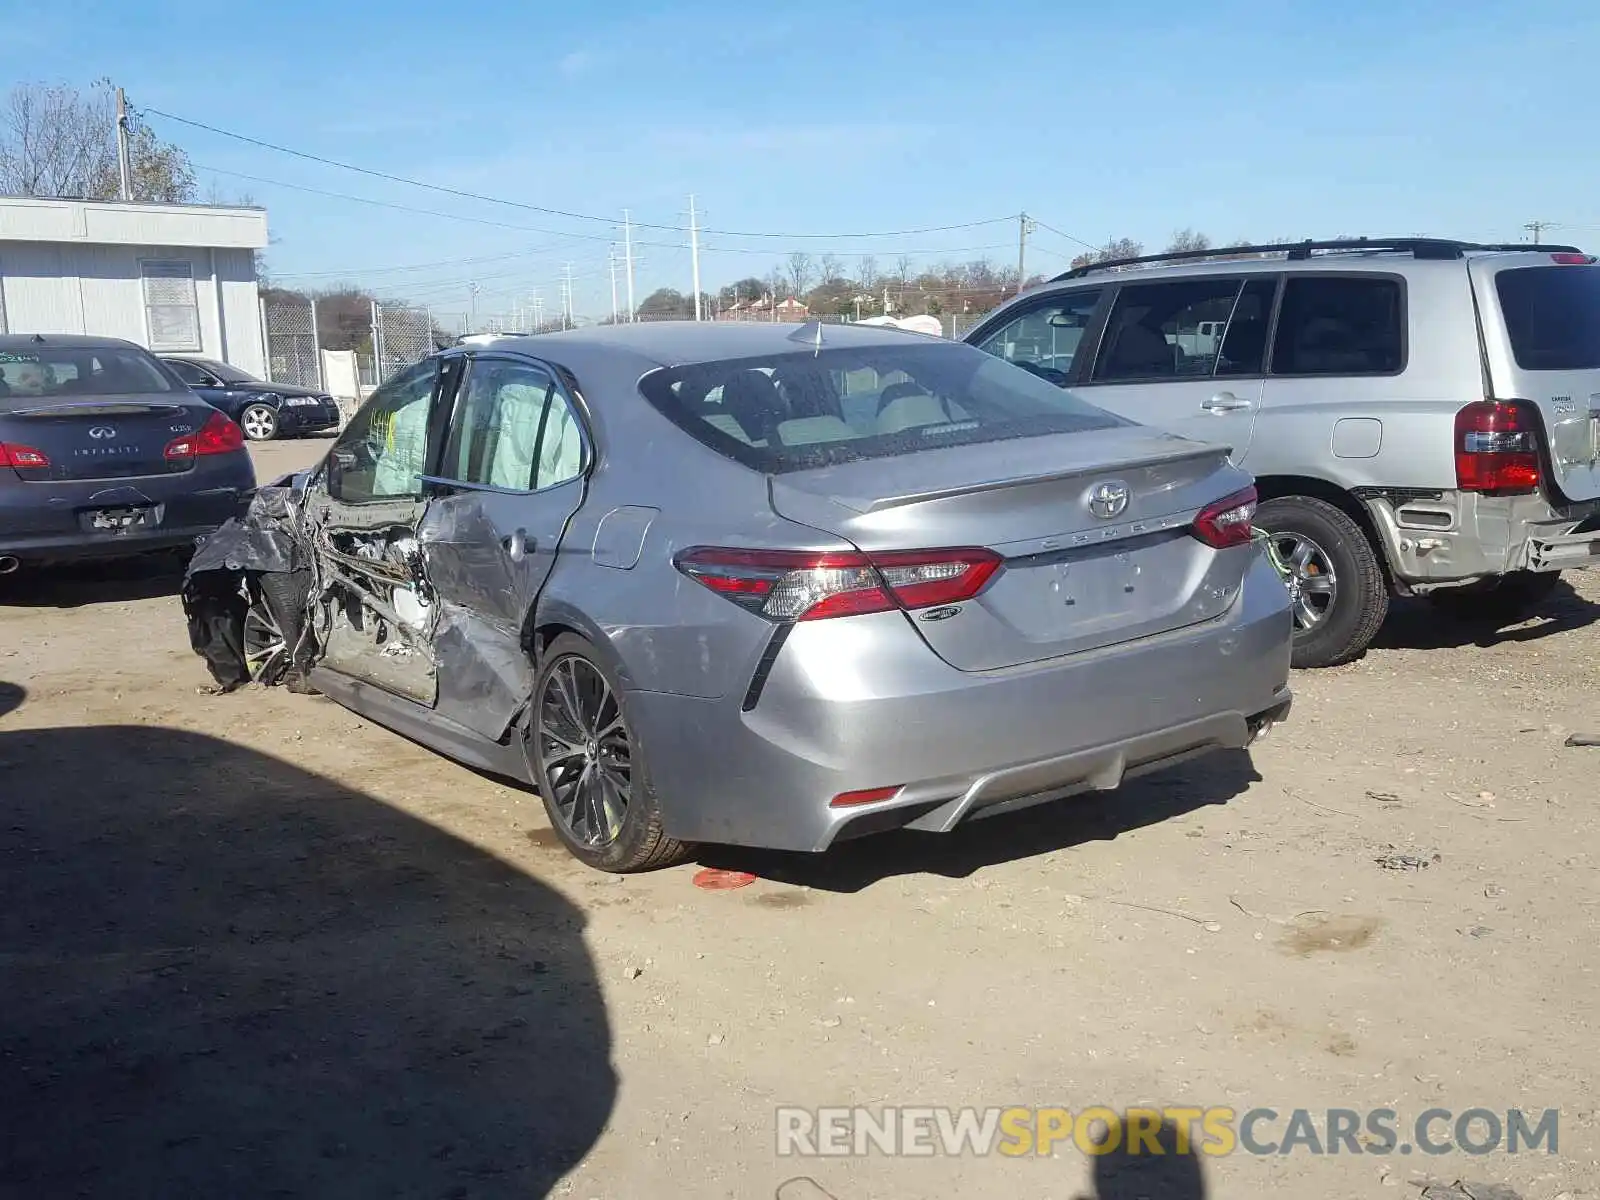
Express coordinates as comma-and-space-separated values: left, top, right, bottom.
1495, 265, 1600, 371
637, 341, 1129, 474
0, 345, 178, 407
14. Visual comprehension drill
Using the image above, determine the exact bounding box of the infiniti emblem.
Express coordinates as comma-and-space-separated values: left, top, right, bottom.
88, 425, 117, 440
1086, 480, 1130, 520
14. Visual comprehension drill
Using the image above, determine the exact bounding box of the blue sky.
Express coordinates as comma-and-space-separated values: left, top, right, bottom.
4, 0, 1597, 325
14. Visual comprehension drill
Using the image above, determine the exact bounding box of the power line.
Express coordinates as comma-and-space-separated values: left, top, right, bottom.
1030, 219, 1100, 253
147, 105, 1015, 240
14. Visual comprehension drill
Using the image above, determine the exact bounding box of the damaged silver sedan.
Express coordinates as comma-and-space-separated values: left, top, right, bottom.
184, 323, 1293, 872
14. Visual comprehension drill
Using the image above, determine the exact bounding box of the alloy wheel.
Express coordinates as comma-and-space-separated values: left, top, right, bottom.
242, 594, 289, 683
1268, 531, 1338, 630
241, 406, 276, 440
535, 655, 632, 847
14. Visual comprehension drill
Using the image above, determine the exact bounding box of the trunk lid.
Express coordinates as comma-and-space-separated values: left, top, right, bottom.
1472, 255, 1600, 503
0, 397, 209, 482
769, 427, 1255, 670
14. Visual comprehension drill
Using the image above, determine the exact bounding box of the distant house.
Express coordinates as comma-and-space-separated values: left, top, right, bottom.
0, 196, 270, 377
717, 294, 810, 322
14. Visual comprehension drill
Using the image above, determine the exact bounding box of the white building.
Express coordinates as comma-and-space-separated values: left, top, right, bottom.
0, 196, 270, 377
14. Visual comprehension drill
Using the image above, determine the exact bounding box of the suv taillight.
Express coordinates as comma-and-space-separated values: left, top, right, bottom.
1455, 401, 1540, 495
165, 410, 245, 460
1190, 486, 1258, 549
674, 546, 1003, 621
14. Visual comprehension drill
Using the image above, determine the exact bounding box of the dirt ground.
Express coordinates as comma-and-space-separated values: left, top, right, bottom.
3, 435, 1598, 1199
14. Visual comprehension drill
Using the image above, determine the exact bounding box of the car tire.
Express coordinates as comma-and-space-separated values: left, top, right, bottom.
525, 633, 689, 873
1427, 570, 1561, 623
239, 403, 279, 441
1256, 495, 1388, 670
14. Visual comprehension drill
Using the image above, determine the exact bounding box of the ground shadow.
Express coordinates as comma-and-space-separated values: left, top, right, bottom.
1076, 1120, 1209, 1200
0, 551, 188, 609
699, 749, 1259, 893
1372, 578, 1600, 652
0, 722, 613, 1198
0, 681, 23, 719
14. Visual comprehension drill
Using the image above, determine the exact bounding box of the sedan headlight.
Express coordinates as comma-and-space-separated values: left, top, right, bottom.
283, 396, 319, 406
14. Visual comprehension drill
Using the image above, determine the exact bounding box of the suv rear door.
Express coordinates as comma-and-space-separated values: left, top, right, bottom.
1473, 255, 1600, 503
1073, 274, 1276, 464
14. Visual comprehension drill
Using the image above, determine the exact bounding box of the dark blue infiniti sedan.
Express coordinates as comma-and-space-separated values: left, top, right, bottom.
0, 334, 256, 573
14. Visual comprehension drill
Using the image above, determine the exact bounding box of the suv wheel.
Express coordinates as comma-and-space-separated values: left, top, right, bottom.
1256, 495, 1388, 669
524, 633, 690, 873
1427, 570, 1561, 624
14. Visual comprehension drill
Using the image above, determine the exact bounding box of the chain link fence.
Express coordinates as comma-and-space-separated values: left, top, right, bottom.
371, 302, 435, 384
260, 296, 323, 389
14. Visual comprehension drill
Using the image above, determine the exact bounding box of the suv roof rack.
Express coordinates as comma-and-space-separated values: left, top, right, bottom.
1048, 237, 1588, 281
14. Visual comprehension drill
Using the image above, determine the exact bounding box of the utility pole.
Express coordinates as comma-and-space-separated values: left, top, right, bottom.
608, 246, 620, 324
1524, 220, 1554, 244
562, 262, 575, 329
688, 194, 703, 322
532, 290, 544, 330
468, 281, 479, 331
622, 209, 636, 322
1016, 211, 1036, 294
114, 86, 134, 201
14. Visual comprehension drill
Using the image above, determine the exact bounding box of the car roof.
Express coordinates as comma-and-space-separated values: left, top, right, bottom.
0, 333, 148, 351
1037, 246, 1585, 289
461, 320, 950, 372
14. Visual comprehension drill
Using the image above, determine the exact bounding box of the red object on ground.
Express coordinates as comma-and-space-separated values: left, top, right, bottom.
692, 868, 757, 890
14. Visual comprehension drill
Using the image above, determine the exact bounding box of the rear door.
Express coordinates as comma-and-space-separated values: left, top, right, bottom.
416, 352, 590, 739
1073, 275, 1276, 464
1473, 255, 1600, 502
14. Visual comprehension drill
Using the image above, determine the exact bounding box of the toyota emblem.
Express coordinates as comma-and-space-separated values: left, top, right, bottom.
1086, 480, 1130, 520
88, 425, 117, 440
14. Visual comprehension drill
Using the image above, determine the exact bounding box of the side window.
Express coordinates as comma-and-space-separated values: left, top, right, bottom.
1270, 276, 1404, 376
438, 358, 585, 492
167, 360, 209, 386
1213, 278, 1279, 378
1092, 279, 1244, 382
327, 360, 439, 504
974, 289, 1103, 383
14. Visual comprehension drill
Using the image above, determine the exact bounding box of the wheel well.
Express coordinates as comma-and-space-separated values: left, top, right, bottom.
1252, 474, 1392, 582
527, 620, 580, 664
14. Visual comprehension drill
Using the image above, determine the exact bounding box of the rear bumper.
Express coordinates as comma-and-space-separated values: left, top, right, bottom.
629, 554, 1293, 852
1364, 488, 1600, 588
0, 457, 254, 563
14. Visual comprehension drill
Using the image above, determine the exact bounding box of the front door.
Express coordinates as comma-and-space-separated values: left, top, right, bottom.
1074, 275, 1278, 466
416, 353, 590, 740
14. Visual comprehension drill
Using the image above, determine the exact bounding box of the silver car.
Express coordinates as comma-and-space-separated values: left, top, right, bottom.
966, 238, 1600, 668
185, 322, 1293, 872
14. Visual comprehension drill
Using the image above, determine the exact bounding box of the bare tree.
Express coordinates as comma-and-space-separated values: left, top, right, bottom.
786, 252, 813, 299
857, 255, 880, 291
1166, 228, 1212, 254
0, 79, 195, 202
817, 253, 843, 285
767, 266, 787, 303
894, 255, 914, 287
1069, 237, 1145, 271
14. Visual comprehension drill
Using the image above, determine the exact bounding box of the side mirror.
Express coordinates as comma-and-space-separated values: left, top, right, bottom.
327, 447, 354, 497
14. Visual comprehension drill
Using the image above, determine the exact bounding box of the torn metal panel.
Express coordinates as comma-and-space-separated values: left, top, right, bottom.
182, 484, 318, 692
431, 600, 535, 739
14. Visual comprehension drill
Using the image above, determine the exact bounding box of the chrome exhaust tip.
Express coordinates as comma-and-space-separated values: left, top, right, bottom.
0, 556, 19, 576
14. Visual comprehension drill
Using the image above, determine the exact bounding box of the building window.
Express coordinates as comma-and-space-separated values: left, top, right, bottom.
140, 259, 201, 352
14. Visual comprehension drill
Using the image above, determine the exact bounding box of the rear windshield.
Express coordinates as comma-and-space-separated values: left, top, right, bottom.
0, 345, 177, 407
637, 341, 1129, 473
1494, 265, 1600, 371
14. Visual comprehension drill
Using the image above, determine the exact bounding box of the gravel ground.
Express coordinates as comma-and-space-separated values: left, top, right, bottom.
1, 436, 1596, 1199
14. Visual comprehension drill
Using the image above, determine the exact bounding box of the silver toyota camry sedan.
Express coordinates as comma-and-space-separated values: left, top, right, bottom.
183, 321, 1293, 872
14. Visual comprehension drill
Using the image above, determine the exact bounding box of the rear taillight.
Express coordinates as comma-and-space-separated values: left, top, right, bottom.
0, 442, 49, 469
675, 546, 1003, 622
1455, 401, 1540, 495
1191, 485, 1257, 549
1550, 252, 1595, 265
165, 410, 245, 460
